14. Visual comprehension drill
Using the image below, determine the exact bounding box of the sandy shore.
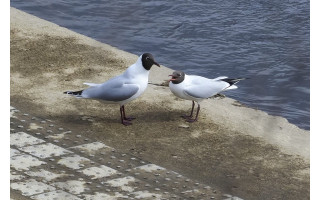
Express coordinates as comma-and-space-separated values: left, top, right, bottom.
11, 7, 309, 199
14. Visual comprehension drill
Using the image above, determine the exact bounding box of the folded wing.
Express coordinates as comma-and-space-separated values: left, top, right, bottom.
183, 77, 230, 99
82, 76, 139, 102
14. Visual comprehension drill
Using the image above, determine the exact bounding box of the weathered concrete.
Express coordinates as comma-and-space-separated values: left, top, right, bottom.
11, 7, 309, 200
11, 106, 239, 199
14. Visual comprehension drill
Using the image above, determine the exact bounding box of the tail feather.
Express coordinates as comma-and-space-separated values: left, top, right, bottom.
221, 78, 247, 91
221, 78, 247, 86
64, 90, 83, 96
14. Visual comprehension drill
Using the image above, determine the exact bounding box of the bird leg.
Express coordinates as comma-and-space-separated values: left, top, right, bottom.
181, 101, 195, 119
120, 106, 132, 126
121, 105, 136, 121
186, 103, 200, 123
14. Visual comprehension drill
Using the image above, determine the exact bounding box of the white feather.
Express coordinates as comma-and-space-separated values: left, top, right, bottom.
83, 82, 100, 87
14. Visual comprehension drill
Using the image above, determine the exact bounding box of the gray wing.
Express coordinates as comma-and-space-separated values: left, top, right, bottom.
82, 76, 139, 101
183, 79, 230, 99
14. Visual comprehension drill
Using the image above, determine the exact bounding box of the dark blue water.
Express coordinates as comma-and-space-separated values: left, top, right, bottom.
11, 0, 310, 130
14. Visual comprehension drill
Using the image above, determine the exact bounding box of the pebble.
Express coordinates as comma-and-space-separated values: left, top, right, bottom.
178, 124, 190, 128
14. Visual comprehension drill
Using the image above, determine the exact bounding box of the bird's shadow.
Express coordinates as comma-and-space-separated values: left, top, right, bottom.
133, 109, 183, 123
57, 109, 184, 125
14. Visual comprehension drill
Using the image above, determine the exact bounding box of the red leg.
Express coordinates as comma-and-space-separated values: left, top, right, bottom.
120, 106, 132, 126
181, 101, 195, 119
122, 105, 135, 121
186, 103, 200, 123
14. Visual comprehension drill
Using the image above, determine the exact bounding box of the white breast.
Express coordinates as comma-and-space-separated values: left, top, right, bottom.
118, 62, 149, 105
169, 75, 199, 101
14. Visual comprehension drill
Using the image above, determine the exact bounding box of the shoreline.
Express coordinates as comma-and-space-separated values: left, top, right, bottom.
10, 7, 309, 199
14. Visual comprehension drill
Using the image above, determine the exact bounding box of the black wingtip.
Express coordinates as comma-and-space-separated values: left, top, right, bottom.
221, 78, 247, 86
64, 90, 83, 96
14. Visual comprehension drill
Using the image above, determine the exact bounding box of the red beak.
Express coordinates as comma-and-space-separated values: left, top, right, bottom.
168, 74, 176, 81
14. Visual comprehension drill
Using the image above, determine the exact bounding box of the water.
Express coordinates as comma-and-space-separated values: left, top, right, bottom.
11, 0, 310, 130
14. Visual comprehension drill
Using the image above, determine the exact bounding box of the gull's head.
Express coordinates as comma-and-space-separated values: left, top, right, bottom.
141, 53, 160, 70
169, 70, 185, 84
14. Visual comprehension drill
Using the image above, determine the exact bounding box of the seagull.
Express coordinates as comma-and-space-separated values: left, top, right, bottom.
169, 70, 245, 122
64, 53, 160, 126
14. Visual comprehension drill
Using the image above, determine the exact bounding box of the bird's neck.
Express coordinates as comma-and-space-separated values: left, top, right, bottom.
124, 60, 149, 79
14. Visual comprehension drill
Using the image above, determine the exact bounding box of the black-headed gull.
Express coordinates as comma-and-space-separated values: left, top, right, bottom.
64, 53, 160, 125
169, 70, 245, 122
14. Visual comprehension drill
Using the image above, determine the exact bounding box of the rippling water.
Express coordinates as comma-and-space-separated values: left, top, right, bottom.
11, 0, 310, 129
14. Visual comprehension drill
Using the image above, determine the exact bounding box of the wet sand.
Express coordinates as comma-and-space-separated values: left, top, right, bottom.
11, 7, 309, 199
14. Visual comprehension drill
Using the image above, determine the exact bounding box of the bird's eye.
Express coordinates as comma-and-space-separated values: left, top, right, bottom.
146, 57, 150, 60
178, 74, 181, 77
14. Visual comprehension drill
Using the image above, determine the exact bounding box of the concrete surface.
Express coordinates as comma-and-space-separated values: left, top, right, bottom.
11, 106, 240, 200
11, 7, 309, 200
